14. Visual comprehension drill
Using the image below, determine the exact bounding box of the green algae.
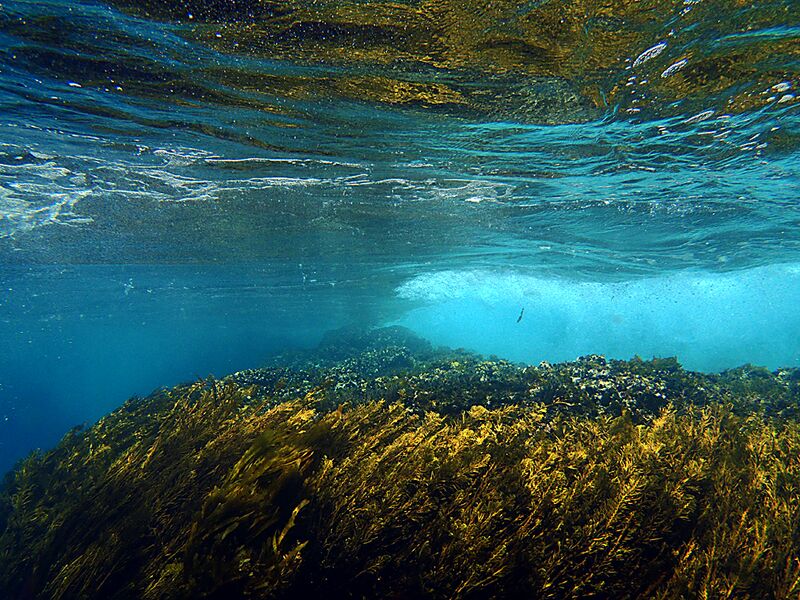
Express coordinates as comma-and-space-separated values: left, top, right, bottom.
1, 328, 799, 599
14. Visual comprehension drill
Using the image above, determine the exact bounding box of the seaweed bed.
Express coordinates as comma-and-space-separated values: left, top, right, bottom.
2, 327, 800, 599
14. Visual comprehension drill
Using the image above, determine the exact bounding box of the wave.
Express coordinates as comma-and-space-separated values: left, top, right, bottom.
395, 264, 800, 371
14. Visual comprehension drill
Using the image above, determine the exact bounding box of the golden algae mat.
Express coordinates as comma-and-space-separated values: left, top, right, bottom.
2, 328, 799, 599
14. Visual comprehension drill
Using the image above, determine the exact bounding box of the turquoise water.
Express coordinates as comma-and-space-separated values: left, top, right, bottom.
1, 0, 799, 472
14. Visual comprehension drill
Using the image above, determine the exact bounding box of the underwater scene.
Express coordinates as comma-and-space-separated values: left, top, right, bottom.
1, 0, 799, 597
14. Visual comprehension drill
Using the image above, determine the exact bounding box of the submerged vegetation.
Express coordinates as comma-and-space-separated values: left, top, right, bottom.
1, 327, 799, 599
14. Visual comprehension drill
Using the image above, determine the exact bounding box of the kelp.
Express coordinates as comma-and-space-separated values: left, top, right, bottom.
1, 330, 800, 599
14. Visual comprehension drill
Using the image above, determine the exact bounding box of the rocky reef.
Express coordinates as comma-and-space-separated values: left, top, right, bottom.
1, 327, 799, 598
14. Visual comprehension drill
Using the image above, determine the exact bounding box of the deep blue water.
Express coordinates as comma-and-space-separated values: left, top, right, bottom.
1, 0, 799, 473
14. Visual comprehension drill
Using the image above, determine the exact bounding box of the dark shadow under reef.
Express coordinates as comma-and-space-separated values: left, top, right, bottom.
1, 327, 799, 599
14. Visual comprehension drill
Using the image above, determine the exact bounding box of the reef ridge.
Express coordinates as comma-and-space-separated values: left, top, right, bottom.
1, 327, 799, 599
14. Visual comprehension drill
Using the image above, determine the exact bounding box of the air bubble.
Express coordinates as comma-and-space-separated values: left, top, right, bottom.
633, 42, 667, 68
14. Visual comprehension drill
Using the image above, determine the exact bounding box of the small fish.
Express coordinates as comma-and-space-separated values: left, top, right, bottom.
516, 307, 525, 323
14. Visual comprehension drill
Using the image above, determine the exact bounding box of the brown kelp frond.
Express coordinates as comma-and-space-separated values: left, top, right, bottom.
2, 331, 799, 598
0, 381, 316, 599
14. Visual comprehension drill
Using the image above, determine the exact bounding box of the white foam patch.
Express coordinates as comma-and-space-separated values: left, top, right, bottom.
394, 265, 800, 372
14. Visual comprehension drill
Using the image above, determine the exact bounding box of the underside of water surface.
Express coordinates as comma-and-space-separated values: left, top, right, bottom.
0, 0, 799, 596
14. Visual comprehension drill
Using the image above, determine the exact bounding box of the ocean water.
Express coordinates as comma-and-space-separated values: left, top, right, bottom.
1, 0, 799, 474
